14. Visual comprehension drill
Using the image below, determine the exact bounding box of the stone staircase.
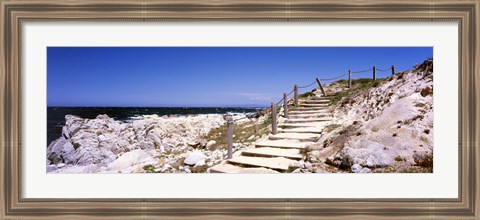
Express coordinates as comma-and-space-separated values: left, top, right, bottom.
209, 92, 335, 173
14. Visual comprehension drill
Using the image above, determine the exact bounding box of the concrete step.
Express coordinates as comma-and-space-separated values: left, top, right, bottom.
269, 132, 321, 141
299, 99, 330, 104
311, 96, 335, 100
288, 113, 332, 119
241, 147, 303, 160
290, 107, 329, 111
279, 121, 331, 128
209, 164, 279, 173
285, 117, 332, 123
298, 103, 330, 108
278, 127, 322, 134
227, 156, 296, 171
289, 110, 331, 114
255, 140, 314, 149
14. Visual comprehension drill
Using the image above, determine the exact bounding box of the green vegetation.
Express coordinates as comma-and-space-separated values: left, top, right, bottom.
204, 116, 271, 151
323, 124, 341, 133
191, 165, 209, 173
414, 154, 433, 167
299, 91, 315, 98
394, 156, 405, 162
299, 147, 313, 157
143, 164, 155, 173
287, 166, 301, 173
330, 78, 385, 105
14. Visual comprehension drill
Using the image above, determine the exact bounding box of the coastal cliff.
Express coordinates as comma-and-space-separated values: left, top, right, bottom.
47, 114, 235, 173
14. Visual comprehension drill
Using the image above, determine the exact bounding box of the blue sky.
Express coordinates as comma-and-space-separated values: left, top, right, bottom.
47, 47, 432, 107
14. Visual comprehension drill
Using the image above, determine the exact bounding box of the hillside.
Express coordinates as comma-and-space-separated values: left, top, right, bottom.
310, 59, 433, 173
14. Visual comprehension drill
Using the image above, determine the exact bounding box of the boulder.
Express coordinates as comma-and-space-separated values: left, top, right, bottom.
194, 160, 206, 167
351, 164, 363, 173
107, 149, 154, 171
184, 151, 207, 166
206, 140, 216, 149
47, 165, 58, 172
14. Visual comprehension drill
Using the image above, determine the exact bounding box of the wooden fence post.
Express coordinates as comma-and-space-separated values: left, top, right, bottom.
391, 65, 395, 76
373, 66, 376, 81
255, 123, 259, 134
271, 102, 277, 134
294, 84, 298, 106
348, 70, 352, 88
226, 116, 234, 159
315, 78, 326, 97
283, 93, 288, 118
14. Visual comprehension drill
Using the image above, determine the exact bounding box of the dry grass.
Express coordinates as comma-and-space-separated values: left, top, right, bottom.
203, 118, 271, 151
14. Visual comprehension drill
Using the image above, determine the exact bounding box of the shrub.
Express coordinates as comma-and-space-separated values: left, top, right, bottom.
323, 124, 341, 133
299, 92, 315, 98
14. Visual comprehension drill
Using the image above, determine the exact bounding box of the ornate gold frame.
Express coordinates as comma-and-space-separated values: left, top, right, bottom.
1, 0, 479, 219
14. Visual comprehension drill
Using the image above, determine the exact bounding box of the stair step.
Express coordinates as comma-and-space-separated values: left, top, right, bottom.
279, 127, 322, 134
289, 110, 331, 114
299, 99, 330, 104
269, 132, 321, 141
255, 140, 314, 149
288, 114, 332, 118
242, 147, 303, 160
299, 103, 330, 107
290, 107, 329, 111
227, 156, 295, 171
209, 164, 279, 173
285, 118, 332, 123
279, 122, 331, 128
311, 96, 335, 100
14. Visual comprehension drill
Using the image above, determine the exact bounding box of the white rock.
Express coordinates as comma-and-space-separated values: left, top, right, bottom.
292, 168, 302, 173
360, 167, 371, 173
304, 162, 313, 170
47, 113, 227, 173
290, 160, 305, 168
194, 160, 206, 167
107, 149, 153, 171
206, 140, 216, 149
161, 164, 173, 172
351, 164, 363, 173
47, 165, 58, 172
184, 151, 207, 166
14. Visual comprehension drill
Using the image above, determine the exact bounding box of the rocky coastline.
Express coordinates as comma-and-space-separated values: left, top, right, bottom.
47, 113, 252, 173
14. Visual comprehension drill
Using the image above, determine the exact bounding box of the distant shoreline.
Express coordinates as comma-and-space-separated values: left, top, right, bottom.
47, 106, 261, 145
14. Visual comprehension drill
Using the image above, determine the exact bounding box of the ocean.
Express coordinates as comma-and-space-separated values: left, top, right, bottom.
47, 107, 262, 146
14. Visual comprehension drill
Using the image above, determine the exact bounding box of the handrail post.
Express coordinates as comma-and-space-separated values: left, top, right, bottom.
373, 66, 376, 81
271, 102, 277, 134
348, 70, 352, 88
294, 84, 298, 106
283, 93, 288, 118
226, 116, 234, 159
391, 65, 395, 76
316, 78, 326, 97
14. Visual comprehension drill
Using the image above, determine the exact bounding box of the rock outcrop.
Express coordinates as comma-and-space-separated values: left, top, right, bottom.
317, 59, 434, 172
47, 114, 227, 173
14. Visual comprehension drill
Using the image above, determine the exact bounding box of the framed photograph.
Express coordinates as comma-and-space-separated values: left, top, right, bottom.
1, 0, 478, 219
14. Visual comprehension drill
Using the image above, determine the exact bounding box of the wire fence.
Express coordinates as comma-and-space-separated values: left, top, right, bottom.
224, 64, 407, 159
229, 65, 402, 124
271, 65, 398, 106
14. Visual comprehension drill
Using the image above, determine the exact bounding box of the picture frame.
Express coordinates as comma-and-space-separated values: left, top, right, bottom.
1, 0, 478, 219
